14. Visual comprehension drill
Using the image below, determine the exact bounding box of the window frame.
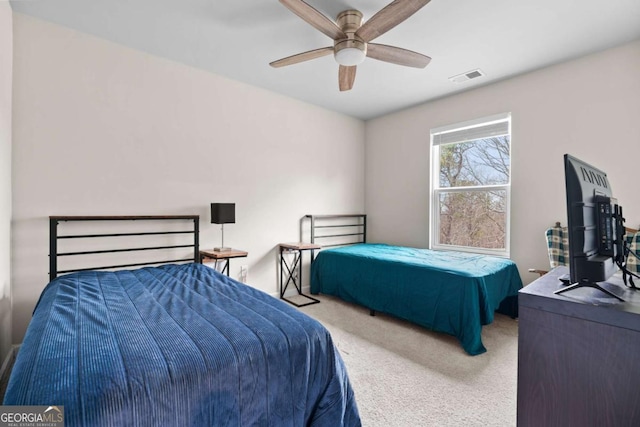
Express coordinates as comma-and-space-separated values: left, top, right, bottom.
429, 113, 512, 258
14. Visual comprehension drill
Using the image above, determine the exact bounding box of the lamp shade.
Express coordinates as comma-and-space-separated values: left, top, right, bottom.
210, 203, 235, 224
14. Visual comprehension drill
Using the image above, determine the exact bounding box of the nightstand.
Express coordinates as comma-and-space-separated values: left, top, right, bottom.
279, 242, 321, 307
200, 249, 248, 276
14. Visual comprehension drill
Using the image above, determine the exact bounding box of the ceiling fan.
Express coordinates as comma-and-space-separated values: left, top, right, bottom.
270, 0, 432, 91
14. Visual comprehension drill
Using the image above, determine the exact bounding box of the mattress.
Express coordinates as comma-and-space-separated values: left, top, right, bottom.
4, 263, 360, 426
310, 243, 522, 355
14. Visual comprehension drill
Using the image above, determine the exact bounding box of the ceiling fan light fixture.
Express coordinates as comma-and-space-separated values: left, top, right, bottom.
334, 39, 367, 66
335, 47, 365, 66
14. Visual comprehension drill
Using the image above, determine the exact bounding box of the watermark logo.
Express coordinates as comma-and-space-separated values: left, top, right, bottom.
0, 406, 64, 427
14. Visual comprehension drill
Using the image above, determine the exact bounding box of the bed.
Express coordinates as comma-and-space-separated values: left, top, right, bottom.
4, 216, 360, 426
306, 214, 522, 356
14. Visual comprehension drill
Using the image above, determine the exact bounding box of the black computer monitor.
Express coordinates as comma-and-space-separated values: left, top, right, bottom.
556, 154, 624, 301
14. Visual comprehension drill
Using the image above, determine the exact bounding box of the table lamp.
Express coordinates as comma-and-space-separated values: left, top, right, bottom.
211, 203, 235, 252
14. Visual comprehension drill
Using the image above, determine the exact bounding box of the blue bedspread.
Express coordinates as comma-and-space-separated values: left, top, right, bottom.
4, 263, 360, 426
310, 244, 522, 355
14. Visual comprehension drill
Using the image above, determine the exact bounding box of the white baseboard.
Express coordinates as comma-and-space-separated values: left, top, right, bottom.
0, 345, 18, 375
0, 345, 20, 401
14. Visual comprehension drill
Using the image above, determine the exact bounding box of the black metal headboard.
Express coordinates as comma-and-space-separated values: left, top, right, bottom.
49, 215, 200, 281
304, 214, 367, 252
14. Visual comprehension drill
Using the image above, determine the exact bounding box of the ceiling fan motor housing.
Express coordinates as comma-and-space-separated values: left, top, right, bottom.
334, 10, 367, 66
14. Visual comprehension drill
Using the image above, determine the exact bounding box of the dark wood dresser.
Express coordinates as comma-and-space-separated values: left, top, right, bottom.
517, 267, 640, 426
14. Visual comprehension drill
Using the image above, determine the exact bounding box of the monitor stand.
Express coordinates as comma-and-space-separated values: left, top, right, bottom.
554, 281, 625, 302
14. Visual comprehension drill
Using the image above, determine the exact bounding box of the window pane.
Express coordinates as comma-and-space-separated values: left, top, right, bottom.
439, 136, 510, 188
438, 190, 507, 249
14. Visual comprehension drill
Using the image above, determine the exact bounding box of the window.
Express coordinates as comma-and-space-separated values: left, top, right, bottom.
430, 113, 511, 257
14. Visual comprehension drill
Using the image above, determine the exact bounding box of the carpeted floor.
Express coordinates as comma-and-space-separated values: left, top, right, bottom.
299, 295, 519, 427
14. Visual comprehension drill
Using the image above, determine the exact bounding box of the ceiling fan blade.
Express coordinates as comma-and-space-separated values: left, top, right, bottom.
356, 0, 431, 42
367, 43, 431, 68
279, 0, 346, 40
339, 65, 357, 91
270, 47, 334, 68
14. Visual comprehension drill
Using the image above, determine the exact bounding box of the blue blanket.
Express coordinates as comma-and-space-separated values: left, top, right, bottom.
311, 244, 522, 355
4, 263, 360, 426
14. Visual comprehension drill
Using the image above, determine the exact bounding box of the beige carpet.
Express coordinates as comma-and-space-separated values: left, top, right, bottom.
299, 295, 518, 427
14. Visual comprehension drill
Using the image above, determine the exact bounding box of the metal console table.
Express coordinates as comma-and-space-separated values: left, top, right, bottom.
279, 242, 322, 307
200, 249, 248, 276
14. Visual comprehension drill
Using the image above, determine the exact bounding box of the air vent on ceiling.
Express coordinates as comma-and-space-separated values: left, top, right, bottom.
448, 69, 485, 83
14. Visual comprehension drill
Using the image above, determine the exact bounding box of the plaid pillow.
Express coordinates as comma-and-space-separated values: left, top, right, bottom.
546, 226, 569, 268
625, 231, 640, 274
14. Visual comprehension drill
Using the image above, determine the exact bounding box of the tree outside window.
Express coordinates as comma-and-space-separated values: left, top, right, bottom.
431, 115, 511, 256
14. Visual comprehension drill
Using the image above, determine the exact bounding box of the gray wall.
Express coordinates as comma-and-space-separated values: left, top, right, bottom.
0, 2, 13, 362
11, 14, 365, 343
365, 40, 640, 284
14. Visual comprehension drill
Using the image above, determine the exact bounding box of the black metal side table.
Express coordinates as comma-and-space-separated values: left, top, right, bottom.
279, 242, 321, 307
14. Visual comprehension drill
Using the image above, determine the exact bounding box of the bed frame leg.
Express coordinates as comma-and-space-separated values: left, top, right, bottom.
369, 309, 375, 316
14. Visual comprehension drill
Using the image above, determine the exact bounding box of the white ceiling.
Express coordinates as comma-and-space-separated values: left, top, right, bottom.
10, 0, 640, 120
